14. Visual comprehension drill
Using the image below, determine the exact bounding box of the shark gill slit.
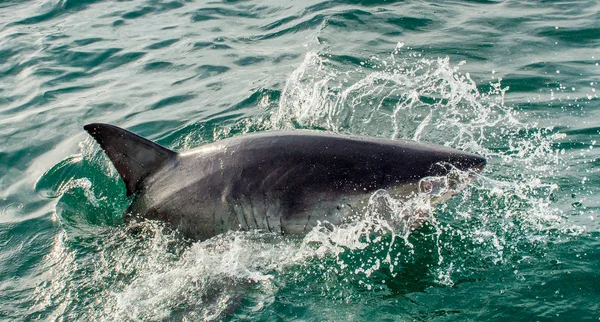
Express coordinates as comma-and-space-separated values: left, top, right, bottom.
262, 191, 272, 233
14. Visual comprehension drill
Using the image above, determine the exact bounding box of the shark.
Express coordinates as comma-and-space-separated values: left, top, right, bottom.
84, 123, 485, 241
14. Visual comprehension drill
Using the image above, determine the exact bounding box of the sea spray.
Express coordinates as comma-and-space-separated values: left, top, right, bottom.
32, 46, 582, 320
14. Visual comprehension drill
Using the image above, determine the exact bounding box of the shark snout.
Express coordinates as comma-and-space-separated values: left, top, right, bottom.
418, 154, 485, 204
453, 153, 487, 174
469, 156, 487, 173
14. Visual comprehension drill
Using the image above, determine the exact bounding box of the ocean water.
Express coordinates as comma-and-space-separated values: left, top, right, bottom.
1, 0, 599, 320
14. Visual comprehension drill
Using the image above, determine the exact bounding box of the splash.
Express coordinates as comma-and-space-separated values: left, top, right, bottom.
34, 46, 581, 319
274, 50, 517, 148
269, 48, 578, 286
33, 220, 381, 320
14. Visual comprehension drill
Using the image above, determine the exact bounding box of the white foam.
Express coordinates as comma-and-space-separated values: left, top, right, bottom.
36, 46, 583, 319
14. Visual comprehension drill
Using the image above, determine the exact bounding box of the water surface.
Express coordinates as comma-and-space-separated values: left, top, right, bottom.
1, 0, 599, 320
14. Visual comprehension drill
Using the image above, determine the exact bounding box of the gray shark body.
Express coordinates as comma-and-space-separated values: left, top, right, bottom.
84, 123, 486, 241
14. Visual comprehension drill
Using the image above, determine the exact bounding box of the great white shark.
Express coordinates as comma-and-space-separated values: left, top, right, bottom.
84, 123, 486, 241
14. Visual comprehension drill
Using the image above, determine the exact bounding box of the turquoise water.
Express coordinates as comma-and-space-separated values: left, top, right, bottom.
1, 0, 599, 320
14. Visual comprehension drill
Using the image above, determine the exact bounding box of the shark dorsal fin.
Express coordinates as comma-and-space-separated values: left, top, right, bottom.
84, 123, 177, 197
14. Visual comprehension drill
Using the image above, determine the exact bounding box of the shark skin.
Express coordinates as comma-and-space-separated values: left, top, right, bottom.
84, 123, 486, 241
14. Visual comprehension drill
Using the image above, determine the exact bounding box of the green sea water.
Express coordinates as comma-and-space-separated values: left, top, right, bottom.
1, 0, 599, 320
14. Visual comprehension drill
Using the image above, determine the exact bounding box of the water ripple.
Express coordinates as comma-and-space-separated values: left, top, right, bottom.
0, 0, 599, 320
